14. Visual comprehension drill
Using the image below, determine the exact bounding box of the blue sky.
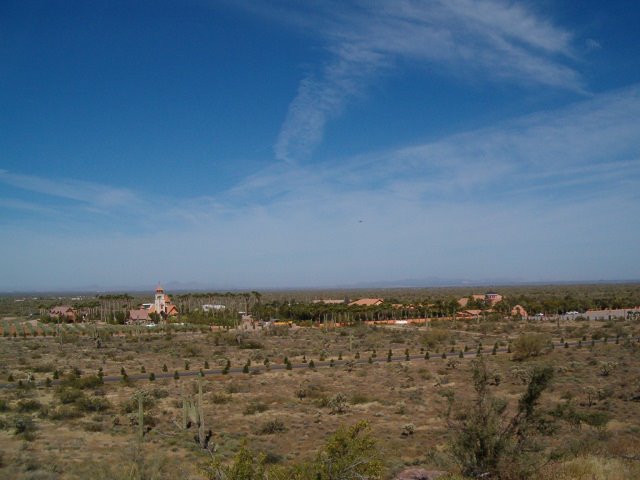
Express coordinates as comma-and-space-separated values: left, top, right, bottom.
1, 0, 639, 291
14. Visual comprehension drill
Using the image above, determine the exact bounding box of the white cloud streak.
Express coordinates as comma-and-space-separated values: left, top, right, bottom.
271, 0, 583, 163
0, 169, 140, 209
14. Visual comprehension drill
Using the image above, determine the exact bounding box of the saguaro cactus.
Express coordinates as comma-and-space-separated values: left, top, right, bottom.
137, 391, 144, 442
198, 378, 206, 448
180, 380, 208, 448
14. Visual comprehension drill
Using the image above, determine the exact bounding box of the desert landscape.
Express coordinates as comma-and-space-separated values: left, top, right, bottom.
1, 285, 639, 479
3, 2, 640, 478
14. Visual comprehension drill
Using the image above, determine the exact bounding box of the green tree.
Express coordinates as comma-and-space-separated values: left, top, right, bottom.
207, 441, 266, 480
450, 358, 554, 478
311, 421, 383, 479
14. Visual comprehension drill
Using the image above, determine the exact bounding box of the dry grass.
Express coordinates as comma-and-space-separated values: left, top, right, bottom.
0, 318, 639, 479
538, 455, 640, 480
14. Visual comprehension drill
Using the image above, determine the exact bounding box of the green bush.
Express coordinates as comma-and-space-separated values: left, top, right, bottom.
449, 358, 554, 478
56, 387, 86, 405
76, 395, 111, 413
59, 373, 103, 390
205, 421, 383, 480
512, 333, 551, 360
258, 418, 286, 435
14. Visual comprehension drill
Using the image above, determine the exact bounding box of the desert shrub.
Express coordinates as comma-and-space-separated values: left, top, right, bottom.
208, 421, 384, 480
328, 393, 348, 414
244, 401, 269, 415
121, 393, 155, 414
211, 392, 232, 404
56, 386, 86, 405
350, 393, 371, 404
32, 362, 57, 373
149, 387, 169, 399
401, 423, 415, 436
582, 411, 611, 431
262, 452, 283, 465
59, 373, 103, 390
258, 418, 286, 435
599, 361, 618, 376
421, 328, 450, 348
537, 454, 640, 480
310, 421, 383, 479
83, 421, 104, 432
49, 405, 83, 420
449, 357, 554, 478
552, 401, 612, 432
16, 399, 42, 413
77, 395, 111, 412
0, 398, 9, 412
239, 340, 264, 349
206, 441, 267, 479
395, 401, 407, 415
295, 385, 307, 400
512, 333, 551, 360
12, 415, 37, 440
299, 381, 326, 400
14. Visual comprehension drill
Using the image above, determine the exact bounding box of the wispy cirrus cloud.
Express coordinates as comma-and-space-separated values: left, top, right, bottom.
0, 169, 141, 210
236, 84, 640, 214
267, 0, 584, 163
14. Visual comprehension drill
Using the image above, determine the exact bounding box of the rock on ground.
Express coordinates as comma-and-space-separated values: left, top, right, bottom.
393, 468, 447, 480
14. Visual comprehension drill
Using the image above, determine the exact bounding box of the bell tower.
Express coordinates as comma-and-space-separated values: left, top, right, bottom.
155, 284, 166, 314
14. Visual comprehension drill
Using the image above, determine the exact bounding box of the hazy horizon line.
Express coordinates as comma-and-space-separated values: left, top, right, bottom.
3, 277, 639, 296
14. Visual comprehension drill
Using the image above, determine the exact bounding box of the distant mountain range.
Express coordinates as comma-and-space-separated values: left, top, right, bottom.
2, 277, 639, 295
